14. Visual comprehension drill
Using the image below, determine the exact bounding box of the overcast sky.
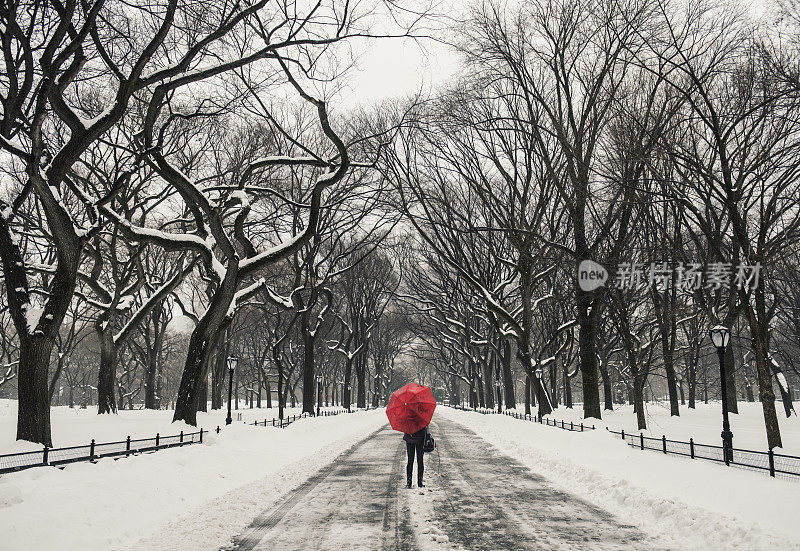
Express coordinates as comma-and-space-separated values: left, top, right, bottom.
336, 34, 461, 111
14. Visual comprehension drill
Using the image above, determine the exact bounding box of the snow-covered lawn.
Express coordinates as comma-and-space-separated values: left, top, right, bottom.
0, 398, 348, 453
512, 401, 800, 454
438, 406, 800, 550
0, 408, 387, 551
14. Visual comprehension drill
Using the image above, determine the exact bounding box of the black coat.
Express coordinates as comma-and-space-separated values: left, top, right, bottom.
403, 426, 428, 445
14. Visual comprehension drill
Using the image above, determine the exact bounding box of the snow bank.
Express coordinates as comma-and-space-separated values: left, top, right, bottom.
439, 407, 800, 550
513, 401, 800, 454
0, 410, 387, 551
0, 399, 344, 452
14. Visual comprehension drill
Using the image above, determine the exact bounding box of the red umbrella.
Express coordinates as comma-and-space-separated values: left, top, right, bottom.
386, 383, 437, 434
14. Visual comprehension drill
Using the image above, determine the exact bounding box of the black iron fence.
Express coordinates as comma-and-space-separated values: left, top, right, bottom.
449, 404, 596, 432
244, 408, 348, 429
504, 410, 596, 431
0, 429, 205, 475
1, 406, 376, 476
607, 428, 800, 481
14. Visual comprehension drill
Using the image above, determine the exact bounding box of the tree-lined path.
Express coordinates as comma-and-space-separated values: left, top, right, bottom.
225, 417, 654, 551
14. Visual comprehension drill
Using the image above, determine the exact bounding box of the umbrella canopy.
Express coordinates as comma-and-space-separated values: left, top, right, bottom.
386, 383, 436, 434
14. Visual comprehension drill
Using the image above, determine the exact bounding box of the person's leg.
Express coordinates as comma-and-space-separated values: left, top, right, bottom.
406, 442, 414, 487
416, 441, 425, 486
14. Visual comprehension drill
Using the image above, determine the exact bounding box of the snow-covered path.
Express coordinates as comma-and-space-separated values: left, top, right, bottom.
227, 424, 415, 551
225, 416, 654, 551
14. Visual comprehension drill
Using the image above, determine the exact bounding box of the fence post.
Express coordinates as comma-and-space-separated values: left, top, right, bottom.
621, 429, 625, 441
768, 448, 775, 477
126, 436, 131, 457
640, 433, 644, 450
180, 430, 184, 445
662, 435, 667, 454
216, 425, 220, 434
200, 428, 203, 444
90, 439, 96, 461
561, 420, 564, 429
155, 433, 160, 450
42, 445, 48, 466
272, 419, 275, 427
689, 438, 694, 459
580, 422, 584, 431
570, 421, 574, 431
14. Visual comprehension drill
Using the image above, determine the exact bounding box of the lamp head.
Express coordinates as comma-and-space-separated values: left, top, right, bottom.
709, 325, 730, 349
535, 368, 543, 379
227, 354, 238, 371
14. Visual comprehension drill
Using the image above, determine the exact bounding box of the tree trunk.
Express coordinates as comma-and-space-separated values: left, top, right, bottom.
174, 324, 222, 425
144, 314, 165, 410
524, 375, 531, 415
277, 358, 284, 420
501, 339, 515, 409
688, 351, 697, 409
576, 287, 602, 419
199, 380, 208, 412
634, 371, 646, 430
16, 336, 54, 446
599, 360, 613, 411
482, 356, 494, 409
744, 300, 782, 448
97, 326, 118, 414
564, 364, 573, 409
468, 357, 478, 408
301, 310, 316, 415
343, 357, 353, 410
211, 332, 229, 410
356, 354, 367, 409
372, 368, 381, 408
173, 268, 239, 425
724, 342, 738, 414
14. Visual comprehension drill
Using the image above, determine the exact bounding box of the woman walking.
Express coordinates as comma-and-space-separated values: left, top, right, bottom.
403, 425, 428, 488
385, 382, 437, 489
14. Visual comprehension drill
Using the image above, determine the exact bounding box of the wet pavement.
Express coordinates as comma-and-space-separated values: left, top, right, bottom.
224, 416, 658, 551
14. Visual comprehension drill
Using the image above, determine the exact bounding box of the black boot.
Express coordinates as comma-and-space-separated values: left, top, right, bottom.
417, 480, 425, 488
406, 479, 412, 489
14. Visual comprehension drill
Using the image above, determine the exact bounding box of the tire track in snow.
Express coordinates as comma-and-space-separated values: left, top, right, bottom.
430, 416, 659, 550
226, 425, 418, 551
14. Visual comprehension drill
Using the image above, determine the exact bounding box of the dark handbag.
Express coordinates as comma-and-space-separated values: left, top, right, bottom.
423, 431, 435, 453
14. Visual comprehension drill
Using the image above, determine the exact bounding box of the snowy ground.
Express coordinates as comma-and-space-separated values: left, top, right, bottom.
514, 401, 800, 454
1, 401, 798, 550
0, 409, 387, 551
224, 416, 652, 551
0, 398, 346, 453
439, 407, 800, 550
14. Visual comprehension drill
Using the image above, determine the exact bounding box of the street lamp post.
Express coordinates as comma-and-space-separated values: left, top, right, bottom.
225, 355, 238, 426
494, 380, 502, 414
316, 374, 322, 417
709, 325, 734, 464
535, 368, 543, 422
346, 384, 351, 413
